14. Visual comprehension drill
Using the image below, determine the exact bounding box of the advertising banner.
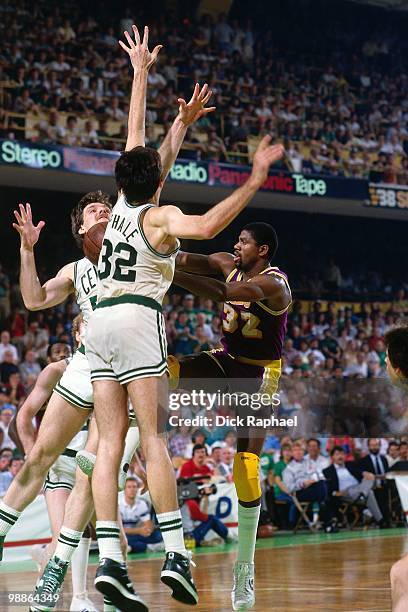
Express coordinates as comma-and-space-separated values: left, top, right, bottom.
0, 139, 368, 200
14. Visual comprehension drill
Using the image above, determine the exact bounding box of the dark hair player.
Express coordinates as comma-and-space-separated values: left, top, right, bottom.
171, 221, 291, 611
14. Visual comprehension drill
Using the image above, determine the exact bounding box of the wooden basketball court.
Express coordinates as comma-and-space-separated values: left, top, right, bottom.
0, 529, 406, 611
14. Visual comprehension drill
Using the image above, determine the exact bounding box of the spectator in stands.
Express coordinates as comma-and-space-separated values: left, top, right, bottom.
0, 457, 24, 497
179, 444, 214, 480
0, 351, 19, 384
305, 439, 330, 478
283, 442, 335, 531
359, 438, 390, 525
0, 408, 16, 451
80, 120, 100, 148
218, 447, 234, 481
0, 449, 13, 471
386, 441, 401, 468
118, 478, 163, 553
169, 424, 192, 459
4, 373, 26, 407
22, 320, 49, 360
19, 350, 41, 386
0, 332, 18, 364
323, 446, 384, 526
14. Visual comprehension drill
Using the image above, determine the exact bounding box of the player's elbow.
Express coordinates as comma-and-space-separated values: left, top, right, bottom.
22, 295, 44, 311
193, 225, 216, 240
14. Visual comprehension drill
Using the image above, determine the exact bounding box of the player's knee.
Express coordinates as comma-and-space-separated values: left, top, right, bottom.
233, 452, 261, 503
140, 435, 166, 461
26, 444, 56, 472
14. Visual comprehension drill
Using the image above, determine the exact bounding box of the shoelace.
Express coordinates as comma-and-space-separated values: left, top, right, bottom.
184, 550, 196, 568
42, 562, 64, 595
234, 565, 252, 595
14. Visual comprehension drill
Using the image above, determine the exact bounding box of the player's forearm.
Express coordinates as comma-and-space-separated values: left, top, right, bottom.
158, 116, 188, 182
173, 271, 225, 302
19, 248, 46, 310
202, 175, 261, 239
16, 414, 36, 455
176, 252, 214, 274
125, 68, 149, 151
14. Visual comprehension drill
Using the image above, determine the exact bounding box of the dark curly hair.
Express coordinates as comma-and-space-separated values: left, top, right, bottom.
71, 190, 112, 248
115, 146, 162, 204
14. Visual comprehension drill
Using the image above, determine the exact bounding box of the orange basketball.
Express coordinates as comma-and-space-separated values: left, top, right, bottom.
83, 221, 108, 265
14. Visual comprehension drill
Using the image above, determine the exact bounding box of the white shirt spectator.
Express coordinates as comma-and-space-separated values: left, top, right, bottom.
118, 491, 150, 526
0, 343, 18, 364
305, 454, 330, 479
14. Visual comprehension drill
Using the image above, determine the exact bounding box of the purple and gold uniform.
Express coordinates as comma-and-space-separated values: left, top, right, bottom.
205, 266, 291, 395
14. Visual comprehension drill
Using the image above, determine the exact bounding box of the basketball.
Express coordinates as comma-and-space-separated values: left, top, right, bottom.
83, 221, 108, 265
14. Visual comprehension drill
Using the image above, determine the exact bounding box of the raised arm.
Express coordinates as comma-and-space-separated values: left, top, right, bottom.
158, 83, 215, 184
173, 270, 291, 310
13, 361, 66, 455
13, 203, 74, 310
119, 25, 162, 151
146, 137, 284, 241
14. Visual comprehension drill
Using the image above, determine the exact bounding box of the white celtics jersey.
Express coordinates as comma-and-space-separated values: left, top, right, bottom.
73, 257, 98, 328
96, 194, 179, 305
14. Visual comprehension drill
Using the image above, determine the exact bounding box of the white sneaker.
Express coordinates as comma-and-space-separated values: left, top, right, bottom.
231, 561, 255, 611
76, 451, 128, 491
70, 593, 99, 611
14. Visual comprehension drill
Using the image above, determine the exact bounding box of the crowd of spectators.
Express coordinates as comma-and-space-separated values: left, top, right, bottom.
0, 0, 407, 183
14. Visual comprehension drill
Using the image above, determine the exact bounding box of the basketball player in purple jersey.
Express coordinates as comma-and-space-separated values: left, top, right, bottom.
170, 222, 291, 611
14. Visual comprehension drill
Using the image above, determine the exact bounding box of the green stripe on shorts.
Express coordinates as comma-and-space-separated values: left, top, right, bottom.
54, 384, 93, 409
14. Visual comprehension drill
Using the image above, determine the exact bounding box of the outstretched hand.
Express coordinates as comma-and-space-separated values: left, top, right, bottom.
251, 136, 285, 186
178, 83, 216, 127
13, 203, 45, 250
119, 25, 162, 72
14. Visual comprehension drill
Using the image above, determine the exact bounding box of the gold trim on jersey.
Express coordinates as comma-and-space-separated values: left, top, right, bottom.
225, 268, 238, 282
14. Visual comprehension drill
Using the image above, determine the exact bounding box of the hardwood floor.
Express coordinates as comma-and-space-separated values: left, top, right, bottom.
0, 531, 405, 611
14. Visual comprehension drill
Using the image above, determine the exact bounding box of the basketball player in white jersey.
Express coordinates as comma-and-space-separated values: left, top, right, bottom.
0, 24, 215, 611
11, 324, 100, 612
85, 122, 284, 609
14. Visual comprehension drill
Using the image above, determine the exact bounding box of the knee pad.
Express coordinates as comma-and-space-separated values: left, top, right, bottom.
233, 452, 261, 503
167, 355, 180, 390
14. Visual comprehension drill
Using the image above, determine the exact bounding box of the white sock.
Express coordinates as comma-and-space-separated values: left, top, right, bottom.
0, 502, 21, 535
237, 504, 261, 564
96, 521, 124, 564
55, 526, 82, 563
71, 537, 90, 597
157, 510, 186, 556
122, 422, 140, 469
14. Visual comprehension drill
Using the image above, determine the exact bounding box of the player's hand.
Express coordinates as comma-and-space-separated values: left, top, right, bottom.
119, 25, 162, 73
140, 523, 153, 536
13, 203, 45, 251
178, 83, 216, 127
251, 136, 284, 187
